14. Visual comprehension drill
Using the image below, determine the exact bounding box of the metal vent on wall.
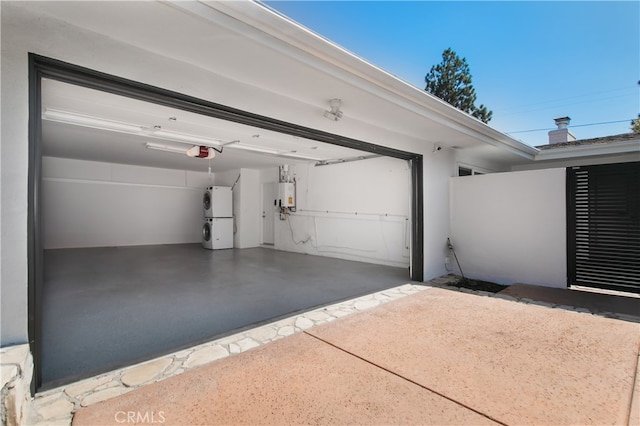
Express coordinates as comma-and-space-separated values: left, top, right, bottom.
567, 162, 640, 294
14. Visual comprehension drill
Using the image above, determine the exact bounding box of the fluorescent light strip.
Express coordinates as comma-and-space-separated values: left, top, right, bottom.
43, 108, 224, 147
226, 142, 324, 161
281, 152, 323, 161
145, 142, 189, 155
225, 143, 281, 155
43, 108, 143, 133
150, 129, 222, 147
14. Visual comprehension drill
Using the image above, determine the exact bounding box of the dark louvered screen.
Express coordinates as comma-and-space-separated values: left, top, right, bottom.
567, 162, 640, 294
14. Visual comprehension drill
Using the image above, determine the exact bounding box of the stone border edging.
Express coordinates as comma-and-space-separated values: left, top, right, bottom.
1, 345, 33, 426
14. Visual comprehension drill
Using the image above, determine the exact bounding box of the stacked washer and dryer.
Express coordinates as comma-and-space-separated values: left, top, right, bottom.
202, 186, 234, 250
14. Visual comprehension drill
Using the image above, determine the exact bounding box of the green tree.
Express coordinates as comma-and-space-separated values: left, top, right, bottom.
632, 116, 640, 133
425, 48, 493, 123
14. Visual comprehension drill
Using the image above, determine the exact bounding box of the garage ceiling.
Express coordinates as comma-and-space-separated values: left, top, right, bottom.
42, 79, 373, 172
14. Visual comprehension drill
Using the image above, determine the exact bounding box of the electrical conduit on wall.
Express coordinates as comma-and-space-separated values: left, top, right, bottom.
279, 211, 410, 267
272, 158, 411, 267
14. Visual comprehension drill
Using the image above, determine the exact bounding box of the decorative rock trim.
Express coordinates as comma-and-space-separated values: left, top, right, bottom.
1, 344, 34, 426
29, 282, 428, 425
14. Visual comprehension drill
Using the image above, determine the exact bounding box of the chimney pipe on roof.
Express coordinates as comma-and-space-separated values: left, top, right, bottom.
548, 116, 576, 144
554, 117, 570, 129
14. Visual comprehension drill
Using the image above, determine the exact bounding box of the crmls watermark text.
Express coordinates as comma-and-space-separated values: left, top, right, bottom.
114, 411, 166, 424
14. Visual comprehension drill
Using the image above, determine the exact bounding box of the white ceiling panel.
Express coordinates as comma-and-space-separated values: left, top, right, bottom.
42, 79, 372, 172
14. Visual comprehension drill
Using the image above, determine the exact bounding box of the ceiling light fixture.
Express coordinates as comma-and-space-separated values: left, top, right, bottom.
43, 108, 226, 150
323, 98, 343, 121
225, 142, 323, 161
145, 142, 189, 155
43, 108, 143, 133
224, 142, 280, 155
150, 128, 222, 148
281, 152, 323, 161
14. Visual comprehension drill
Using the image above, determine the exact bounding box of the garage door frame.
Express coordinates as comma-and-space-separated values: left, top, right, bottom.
28, 53, 424, 392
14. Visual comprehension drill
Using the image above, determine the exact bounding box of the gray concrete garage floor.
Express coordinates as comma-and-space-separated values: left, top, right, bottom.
42, 244, 410, 389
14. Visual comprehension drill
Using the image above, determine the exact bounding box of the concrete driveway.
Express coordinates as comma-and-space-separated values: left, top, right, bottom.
73, 287, 640, 425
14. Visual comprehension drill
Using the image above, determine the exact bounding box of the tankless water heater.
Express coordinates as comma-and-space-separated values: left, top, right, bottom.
278, 182, 295, 208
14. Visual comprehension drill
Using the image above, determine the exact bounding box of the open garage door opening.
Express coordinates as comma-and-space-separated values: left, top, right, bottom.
30, 55, 423, 390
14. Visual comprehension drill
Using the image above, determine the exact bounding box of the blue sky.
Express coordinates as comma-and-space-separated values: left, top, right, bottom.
266, 1, 639, 147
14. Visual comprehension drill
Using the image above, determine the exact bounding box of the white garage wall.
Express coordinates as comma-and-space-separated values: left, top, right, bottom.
42, 157, 211, 248
449, 168, 566, 287
214, 169, 242, 248
237, 169, 261, 249
271, 157, 411, 267
214, 168, 261, 249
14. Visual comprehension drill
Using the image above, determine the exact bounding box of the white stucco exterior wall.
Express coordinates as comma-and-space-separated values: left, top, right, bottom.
2, 5, 32, 345
422, 147, 457, 280
449, 168, 566, 287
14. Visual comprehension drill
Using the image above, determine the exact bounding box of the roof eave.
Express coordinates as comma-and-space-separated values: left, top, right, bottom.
534, 139, 640, 161
176, 0, 537, 161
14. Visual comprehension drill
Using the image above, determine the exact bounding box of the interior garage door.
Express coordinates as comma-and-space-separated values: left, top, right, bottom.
567, 162, 640, 294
